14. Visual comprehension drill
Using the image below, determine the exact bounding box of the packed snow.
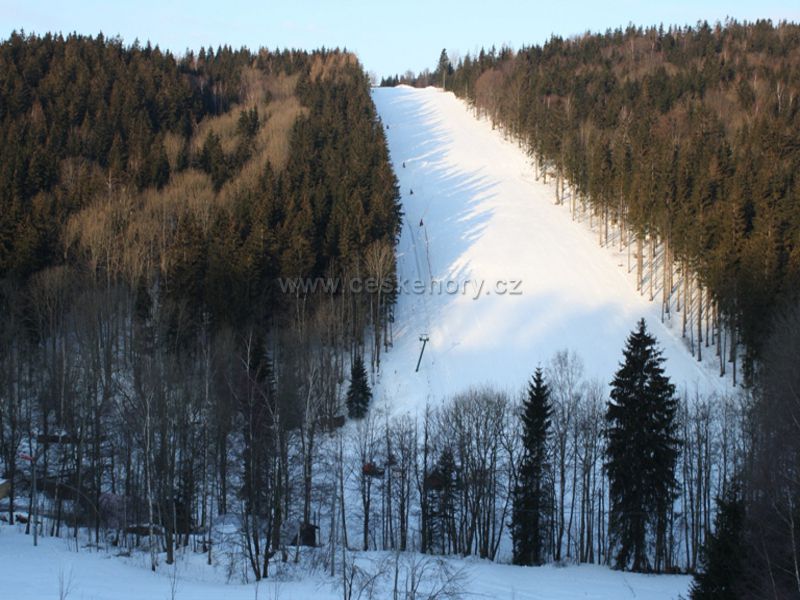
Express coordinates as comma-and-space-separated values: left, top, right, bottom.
372, 85, 732, 412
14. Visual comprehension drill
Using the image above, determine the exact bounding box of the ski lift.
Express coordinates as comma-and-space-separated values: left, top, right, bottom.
415, 333, 430, 372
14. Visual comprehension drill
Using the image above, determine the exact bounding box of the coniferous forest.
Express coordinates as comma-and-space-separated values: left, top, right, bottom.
1, 19, 800, 600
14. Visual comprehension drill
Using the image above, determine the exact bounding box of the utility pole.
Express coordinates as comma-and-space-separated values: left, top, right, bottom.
422, 224, 433, 283
416, 334, 429, 372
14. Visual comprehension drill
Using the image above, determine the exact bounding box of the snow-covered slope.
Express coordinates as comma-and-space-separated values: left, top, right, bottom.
0, 525, 691, 599
372, 85, 732, 410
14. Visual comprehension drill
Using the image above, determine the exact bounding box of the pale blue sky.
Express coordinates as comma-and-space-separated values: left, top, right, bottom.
3, 1, 799, 77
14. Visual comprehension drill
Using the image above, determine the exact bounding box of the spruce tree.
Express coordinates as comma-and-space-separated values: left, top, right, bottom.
605, 319, 679, 572
346, 355, 372, 419
690, 485, 745, 599
512, 367, 553, 566
436, 49, 452, 89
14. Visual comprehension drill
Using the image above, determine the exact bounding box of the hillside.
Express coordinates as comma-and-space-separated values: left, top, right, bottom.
433, 21, 800, 375
0, 33, 402, 583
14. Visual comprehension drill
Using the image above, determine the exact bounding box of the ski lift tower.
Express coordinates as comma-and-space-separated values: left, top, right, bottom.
415, 333, 430, 372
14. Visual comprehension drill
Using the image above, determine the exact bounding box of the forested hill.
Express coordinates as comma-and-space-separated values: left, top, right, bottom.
428, 20, 800, 369
0, 33, 400, 330
0, 32, 402, 565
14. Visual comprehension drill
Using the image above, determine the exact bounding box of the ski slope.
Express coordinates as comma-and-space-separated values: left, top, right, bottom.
372, 86, 732, 411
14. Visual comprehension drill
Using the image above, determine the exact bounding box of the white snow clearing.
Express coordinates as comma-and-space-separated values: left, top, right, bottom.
0, 525, 691, 599
372, 85, 732, 411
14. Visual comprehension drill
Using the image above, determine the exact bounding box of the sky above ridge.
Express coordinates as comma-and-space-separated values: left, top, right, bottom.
3, 0, 800, 77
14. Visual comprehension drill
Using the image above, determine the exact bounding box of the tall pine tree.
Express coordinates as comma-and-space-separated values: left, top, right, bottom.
512, 367, 553, 566
346, 355, 372, 419
605, 319, 679, 572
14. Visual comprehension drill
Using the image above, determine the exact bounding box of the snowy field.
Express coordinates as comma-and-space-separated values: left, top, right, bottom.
371, 85, 732, 412
0, 525, 691, 599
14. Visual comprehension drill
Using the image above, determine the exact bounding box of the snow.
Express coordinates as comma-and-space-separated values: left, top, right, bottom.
372, 85, 733, 411
467, 560, 691, 599
0, 525, 692, 599
0, 524, 323, 600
